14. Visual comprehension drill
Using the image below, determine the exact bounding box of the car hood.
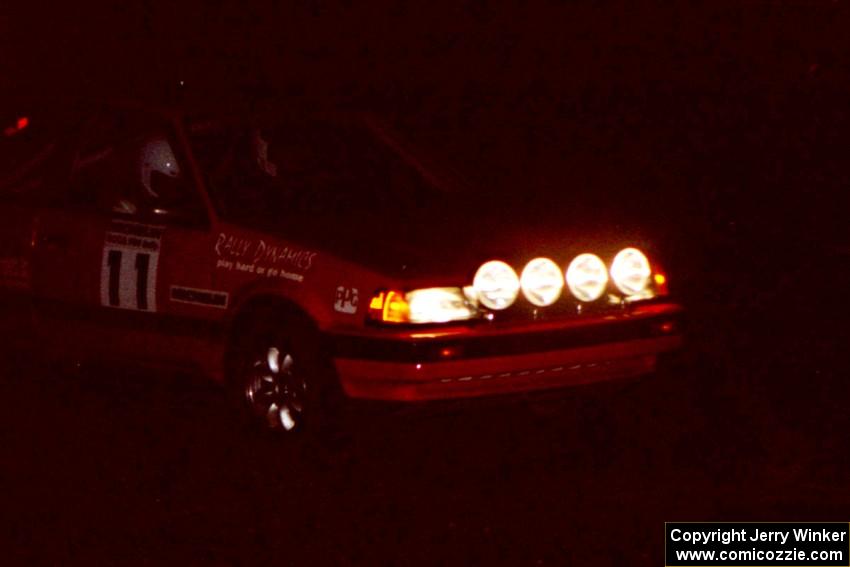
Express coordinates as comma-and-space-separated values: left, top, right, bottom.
296, 207, 654, 284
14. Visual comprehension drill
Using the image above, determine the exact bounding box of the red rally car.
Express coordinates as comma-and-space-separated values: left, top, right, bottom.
0, 99, 682, 433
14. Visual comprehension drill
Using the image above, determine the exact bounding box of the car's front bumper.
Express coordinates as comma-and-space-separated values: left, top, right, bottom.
329, 303, 683, 402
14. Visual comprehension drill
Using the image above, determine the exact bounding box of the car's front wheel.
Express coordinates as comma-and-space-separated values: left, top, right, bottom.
227, 308, 338, 435
242, 343, 308, 432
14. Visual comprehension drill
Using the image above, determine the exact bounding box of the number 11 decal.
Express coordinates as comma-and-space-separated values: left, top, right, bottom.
101, 245, 159, 311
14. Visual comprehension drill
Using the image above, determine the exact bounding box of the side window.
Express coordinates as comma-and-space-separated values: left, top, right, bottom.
189, 123, 285, 223
188, 118, 438, 226
69, 111, 205, 224
190, 121, 387, 222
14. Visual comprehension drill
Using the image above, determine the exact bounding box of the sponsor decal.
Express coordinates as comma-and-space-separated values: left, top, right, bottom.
108, 220, 165, 240
101, 221, 163, 311
214, 232, 316, 283
169, 286, 229, 308
334, 286, 359, 314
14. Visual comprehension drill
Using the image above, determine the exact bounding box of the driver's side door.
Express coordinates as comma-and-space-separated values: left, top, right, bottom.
32, 107, 217, 366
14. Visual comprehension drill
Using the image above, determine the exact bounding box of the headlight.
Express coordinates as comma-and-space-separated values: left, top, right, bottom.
520, 257, 563, 307
407, 287, 476, 323
473, 260, 520, 310
610, 247, 651, 295
566, 253, 609, 302
368, 287, 476, 324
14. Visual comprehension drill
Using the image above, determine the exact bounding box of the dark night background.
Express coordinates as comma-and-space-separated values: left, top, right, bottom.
2, 1, 850, 565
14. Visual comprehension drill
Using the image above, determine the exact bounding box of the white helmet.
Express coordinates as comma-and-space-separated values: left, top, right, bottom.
139, 136, 180, 198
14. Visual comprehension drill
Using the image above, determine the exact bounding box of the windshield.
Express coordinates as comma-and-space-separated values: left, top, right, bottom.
390, 119, 668, 231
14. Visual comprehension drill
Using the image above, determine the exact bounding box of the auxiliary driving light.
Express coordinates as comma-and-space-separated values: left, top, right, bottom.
566, 253, 609, 302
610, 247, 652, 296
473, 260, 520, 310
520, 257, 564, 307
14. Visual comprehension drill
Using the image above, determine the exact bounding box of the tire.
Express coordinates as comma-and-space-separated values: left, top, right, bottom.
226, 306, 343, 437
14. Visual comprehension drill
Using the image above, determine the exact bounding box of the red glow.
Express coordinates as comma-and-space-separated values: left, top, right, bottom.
4, 116, 29, 137
439, 346, 461, 358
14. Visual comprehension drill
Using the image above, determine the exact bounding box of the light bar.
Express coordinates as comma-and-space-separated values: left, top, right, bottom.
473, 260, 520, 310
610, 247, 651, 296
520, 257, 564, 307
566, 253, 609, 302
